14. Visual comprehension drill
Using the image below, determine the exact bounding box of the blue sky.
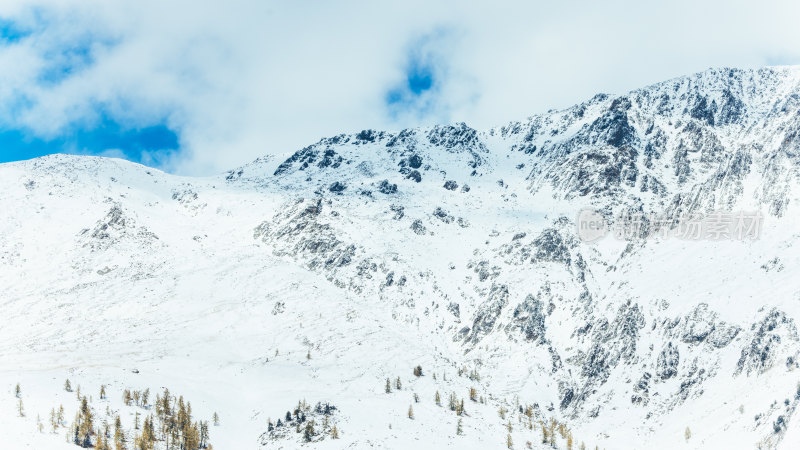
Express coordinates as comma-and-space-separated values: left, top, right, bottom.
0, 1, 797, 175
0, 118, 178, 166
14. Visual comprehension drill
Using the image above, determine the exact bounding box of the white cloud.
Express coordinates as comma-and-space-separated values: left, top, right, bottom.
0, 0, 798, 175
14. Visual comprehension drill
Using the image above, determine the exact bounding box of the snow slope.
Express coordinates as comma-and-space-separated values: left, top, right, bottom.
3, 66, 800, 449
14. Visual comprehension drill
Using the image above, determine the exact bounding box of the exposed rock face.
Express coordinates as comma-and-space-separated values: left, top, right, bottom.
736, 309, 799, 376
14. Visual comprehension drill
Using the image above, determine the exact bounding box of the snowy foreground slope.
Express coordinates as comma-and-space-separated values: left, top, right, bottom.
4, 66, 800, 449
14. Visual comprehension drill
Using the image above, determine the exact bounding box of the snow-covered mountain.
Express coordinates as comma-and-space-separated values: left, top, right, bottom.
3, 66, 800, 449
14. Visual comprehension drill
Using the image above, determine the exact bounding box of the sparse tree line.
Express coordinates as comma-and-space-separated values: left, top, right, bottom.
13, 380, 216, 450
380, 366, 608, 449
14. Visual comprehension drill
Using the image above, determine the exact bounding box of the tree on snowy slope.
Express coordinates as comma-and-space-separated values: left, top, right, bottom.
74, 396, 94, 447
113, 415, 126, 450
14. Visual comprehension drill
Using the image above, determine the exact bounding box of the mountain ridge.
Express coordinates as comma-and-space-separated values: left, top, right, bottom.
3, 66, 800, 449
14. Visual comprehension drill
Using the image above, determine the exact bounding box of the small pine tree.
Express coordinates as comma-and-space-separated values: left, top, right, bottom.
413, 393, 419, 403
685, 426, 691, 442
57, 405, 64, 425
507, 433, 514, 448
100, 385, 106, 400
331, 425, 339, 439
14, 383, 21, 398
395, 377, 402, 390
385, 378, 392, 394
114, 422, 128, 450
64, 379, 72, 392
213, 412, 220, 426
17, 398, 25, 417
50, 408, 58, 432
141, 388, 149, 407
200, 421, 210, 448
499, 406, 506, 419
456, 418, 463, 435
134, 411, 140, 429
469, 387, 477, 401
77, 396, 94, 448
435, 391, 441, 406
304, 420, 315, 441
37, 414, 43, 432
408, 405, 414, 419
448, 392, 457, 411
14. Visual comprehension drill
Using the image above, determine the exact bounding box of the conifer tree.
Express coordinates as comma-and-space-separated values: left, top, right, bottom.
303, 420, 315, 442
65, 379, 72, 392
507, 433, 513, 448
408, 405, 414, 419
51, 408, 58, 432
456, 418, 463, 435
77, 396, 94, 448
123, 389, 132, 406
395, 377, 402, 390
17, 398, 25, 417
141, 389, 149, 408
133, 390, 141, 407
200, 421, 210, 448
447, 392, 456, 411
385, 378, 391, 394
330, 424, 339, 439
76, 385, 81, 401
142, 415, 156, 448
213, 411, 219, 426
162, 388, 172, 417
14, 383, 21, 398
685, 427, 691, 442
114, 416, 126, 450
413, 393, 419, 403
135, 412, 140, 430
435, 391, 441, 406
469, 387, 477, 401
96, 426, 112, 450
37, 414, 43, 433
100, 385, 106, 400
58, 404, 65, 425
